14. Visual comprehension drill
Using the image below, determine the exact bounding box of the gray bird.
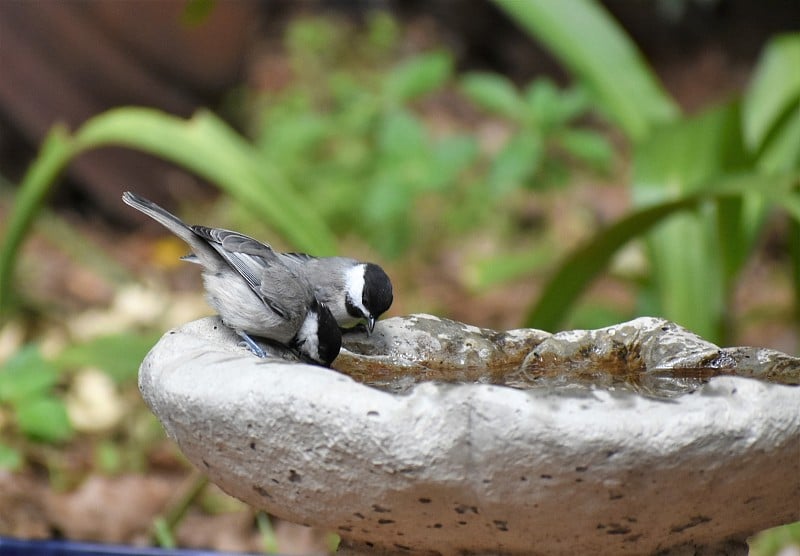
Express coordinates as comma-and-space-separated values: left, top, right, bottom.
279, 253, 393, 334
122, 192, 342, 367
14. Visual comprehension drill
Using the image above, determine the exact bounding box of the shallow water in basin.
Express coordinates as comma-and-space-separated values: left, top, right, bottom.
333, 316, 800, 397
342, 360, 746, 398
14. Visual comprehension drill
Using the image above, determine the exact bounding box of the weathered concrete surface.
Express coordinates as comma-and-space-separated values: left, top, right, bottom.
139, 316, 800, 555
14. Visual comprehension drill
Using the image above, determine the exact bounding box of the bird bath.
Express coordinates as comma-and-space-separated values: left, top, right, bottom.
138, 315, 800, 555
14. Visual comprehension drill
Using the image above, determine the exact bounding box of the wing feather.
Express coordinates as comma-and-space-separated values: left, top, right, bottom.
191, 225, 299, 319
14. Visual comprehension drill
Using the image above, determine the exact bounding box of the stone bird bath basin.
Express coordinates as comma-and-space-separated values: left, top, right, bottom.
138, 315, 800, 555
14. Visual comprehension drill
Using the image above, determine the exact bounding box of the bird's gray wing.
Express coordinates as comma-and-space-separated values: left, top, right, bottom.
282, 252, 316, 263
191, 226, 297, 319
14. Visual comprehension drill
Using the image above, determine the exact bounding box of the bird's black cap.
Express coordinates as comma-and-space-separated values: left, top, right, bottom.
362, 263, 393, 317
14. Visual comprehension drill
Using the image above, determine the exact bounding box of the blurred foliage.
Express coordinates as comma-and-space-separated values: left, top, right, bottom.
0, 332, 153, 471
0, 346, 72, 469
494, 0, 679, 140
53, 332, 160, 384
245, 13, 611, 257
459, 74, 612, 193
749, 521, 800, 556
497, 0, 800, 340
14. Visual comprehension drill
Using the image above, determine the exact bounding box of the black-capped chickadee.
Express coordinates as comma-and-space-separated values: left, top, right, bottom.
279, 254, 393, 334
122, 192, 342, 367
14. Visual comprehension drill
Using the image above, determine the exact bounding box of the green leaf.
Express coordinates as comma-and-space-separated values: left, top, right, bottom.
152, 517, 177, 549
556, 128, 613, 170
377, 110, 426, 158
790, 219, 800, 323
430, 135, 478, 190
16, 396, 73, 442
366, 12, 400, 53
74, 108, 338, 255
460, 72, 523, 119
524, 79, 591, 128
757, 104, 800, 173
489, 131, 543, 195
286, 17, 340, 61
258, 111, 329, 160
0, 126, 75, 317
567, 303, 630, 331
633, 102, 751, 341
364, 175, 412, 225
384, 51, 452, 102
552, 85, 593, 124
634, 102, 748, 201
743, 33, 800, 151
0, 442, 23, 471
53, 333, 160, 384
0, 345, 60, 404
468, 245, 554, 290
95, 440, 123, 474
523, 79, 560, 127
783, 192, 800, 225
257, 512, 280, 554
524, 174, 798, 331
526, 195, 696, 330
362, 169, 415, 258
748, 522, 800, 556
494, 0, 679, 140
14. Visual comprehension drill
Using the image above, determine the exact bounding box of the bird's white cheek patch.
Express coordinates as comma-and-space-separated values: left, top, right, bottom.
345, 264, 368, 317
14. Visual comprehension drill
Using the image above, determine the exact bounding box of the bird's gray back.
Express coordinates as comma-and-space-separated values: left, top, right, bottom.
193, 226, 314, 330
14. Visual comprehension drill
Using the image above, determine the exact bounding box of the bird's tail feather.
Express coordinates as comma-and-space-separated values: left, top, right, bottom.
121, 191, 219, 266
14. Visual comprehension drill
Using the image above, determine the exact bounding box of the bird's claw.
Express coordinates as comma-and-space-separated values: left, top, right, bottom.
237, 332, 267, 358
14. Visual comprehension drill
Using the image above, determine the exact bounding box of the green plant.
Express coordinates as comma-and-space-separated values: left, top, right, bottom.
53, 332, 161, 384
253, 76, 477, 256
749, 521, 800, 556
496, 0, 800, 341
460, 74, 612, 194
0, 108, 341, 316
0, 345, 73, 469
250, 15, 477, 257
0, 12, 621, 313
0, 331, 156, 471
494, 0, 679, 141
248, 14, 616, 260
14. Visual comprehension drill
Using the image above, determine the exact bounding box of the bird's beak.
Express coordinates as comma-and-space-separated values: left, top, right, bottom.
367, 316, 376, 334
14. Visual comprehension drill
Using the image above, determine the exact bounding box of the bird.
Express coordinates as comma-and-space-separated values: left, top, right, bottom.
279, 253, 393, 334
127, 197, 393, 335
122, 191, 342, 367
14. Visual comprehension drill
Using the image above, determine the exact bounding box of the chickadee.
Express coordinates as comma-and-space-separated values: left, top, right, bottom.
279, 254, 393, 334
122, 192, 341, 367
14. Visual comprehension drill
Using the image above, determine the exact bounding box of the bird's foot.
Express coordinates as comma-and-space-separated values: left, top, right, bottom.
237, 331, 267, 358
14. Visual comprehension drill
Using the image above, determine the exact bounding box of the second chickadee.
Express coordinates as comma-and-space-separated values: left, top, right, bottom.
122, 191, 342, 367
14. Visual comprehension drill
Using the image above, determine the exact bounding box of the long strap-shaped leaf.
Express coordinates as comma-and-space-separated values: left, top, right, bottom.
0, 108, 339, 316
76, 108, 338, 256
524, 174, 800, 331
494, 0, 679, 141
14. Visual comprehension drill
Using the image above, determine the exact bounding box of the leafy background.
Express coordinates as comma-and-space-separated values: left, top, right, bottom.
0, 1, 797, 553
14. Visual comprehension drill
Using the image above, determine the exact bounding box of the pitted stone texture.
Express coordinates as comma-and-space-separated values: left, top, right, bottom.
336, 313, 549, 385
520, 317, 800, 384
139, 316, 800, 555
